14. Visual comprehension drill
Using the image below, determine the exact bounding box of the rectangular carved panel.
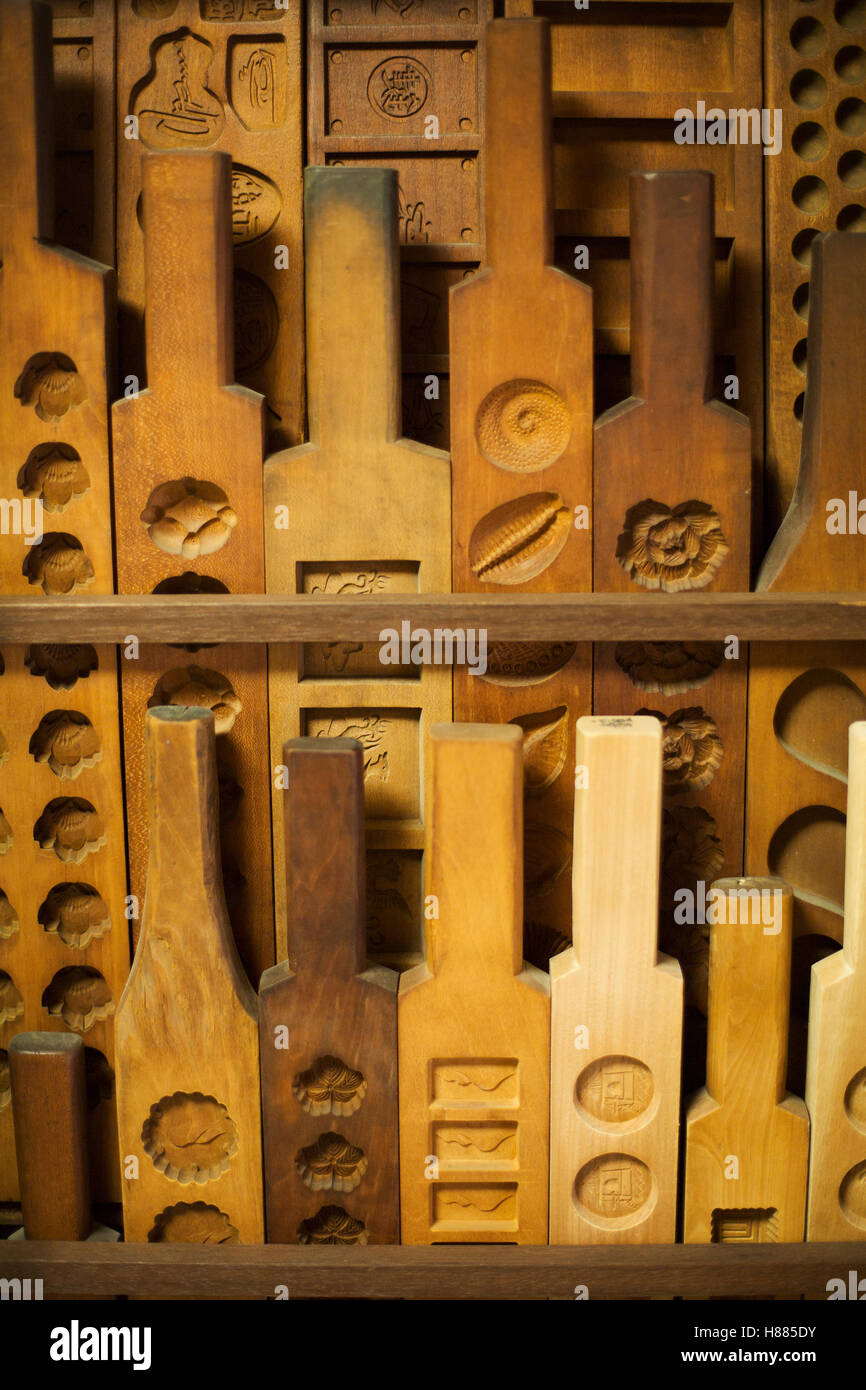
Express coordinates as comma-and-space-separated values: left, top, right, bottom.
49, 0, 115, 266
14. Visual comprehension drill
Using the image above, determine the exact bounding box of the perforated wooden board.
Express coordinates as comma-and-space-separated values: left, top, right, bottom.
117, 0, 304, 451
0, 0, 128, 1205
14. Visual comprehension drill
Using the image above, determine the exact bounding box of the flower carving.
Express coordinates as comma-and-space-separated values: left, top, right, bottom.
141, 478, 238, 559
661, 805, 724, 889
0, 890, 20, 942
296, 1132, 368, 1193
38, 883, 110, 948
42, 966, 114, 1032
29, 710, 102, 779
34, 797, 106, 863
149, 666, 242, 735
18, 445, 90, 512
616, 500, 728, 592
148, 1202, 239, 1245
15, 353, 86, 421
637, 706, 723, 793
25, 643, 98, 690
297, 1205, 368, 1246
293, 1055, 367, 1117
23, 534, 95, 596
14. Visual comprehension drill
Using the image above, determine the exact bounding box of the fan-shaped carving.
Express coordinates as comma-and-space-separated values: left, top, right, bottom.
297, 1205, 368, 1246
615, 640, 724, 694
637, 706, 723, 793
25, 643, 98, 690
14, 352, 86, 421
296, 1132, 368, 1193
293, 1055, 367, 1117
469, 492, 570, 584
0, 972, 24, 1025
149, 667, 242, 735
142, 1092, 238, 1184
42, 967, 114, 1032
511, 706, 568, 794
141, 478, 238, 558
23, 533, 94, 595
38, 883, 110, 948
18, 444, 90, 512
29, 710, 102, 779
0, 889, 20, 942
147, 1202, 239, 1245
34, 797, 106, 863
616, 500, 728, 592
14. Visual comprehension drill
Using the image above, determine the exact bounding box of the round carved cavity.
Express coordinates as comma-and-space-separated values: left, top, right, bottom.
0, 889, 19, 942
295, 1132, 368, 1193
147, 1202, 239, 1245
790, 16, 826, 55
34, 797, 106, 863
42, 966, 114, 1032
23, 534, 94, 596
662, 805, 724, 888
792, 227, 820, 265
791, 120, 828, 160
26, 643, 98, 690
768, 806, 846, 916
84, 1048, 115, 1109
793, 283, 810, 320
523, 918, 570, 971
469, 492, 570, 584
293, 1055, 367, 1117
836, 44, 866, 81
524, 822, 571, 899
839, 150, 866, 189
574, 1153, 653, 1225
837, 202, 866, 231
774, 668, 866, 782
790, 68, 828, 108
576, 1057, 654, 1125
297, 1204, 368, 1245
14, 352, 85, 421
142, 1093, 238, 1184
839, 1162, 866, 1229
18, 444, 90, 513
836, 97, 866, 134
475, 379, 571, 472
792, 175, 829, 213
480, 641, 577, 687
141, 478, 238, 559
149, 666, 241, 735
793, 338, 808, 372
836, 0, 866, 29
615, 640, 724, 694
153, 572, 229, 652
234, 270, 278, 374
0, 807, 12, 855
0, 972, 23, 1026
844, 1067, 866, 1133
794, 392, 805, 423
637, 706, 723, 793
38, 883, 110, 948
0, 1051, 9, 1111
231, 166, 281, 246
616, 499, 728, 592
29, 710, 102, 779
367, 55, 430, 118
510, 706, 568, 795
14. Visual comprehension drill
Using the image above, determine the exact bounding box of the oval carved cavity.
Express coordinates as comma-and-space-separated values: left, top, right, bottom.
23, 534, 94, 596
616, 499, 728, 592
14, 352, 86, 421
147, 1202, 239, 1245
524, 822, 571, 899
0, 1051, 9, 1111
142, 1093, 238, 1184
615, 640, 725, 694
576, 1056, 654, 1124
0, 889, 20, 942
469, 492, 570, 584
34, 797, 106, 863
637, 706, 722, 793
38, 883, 110, 948
296, 1132, 368, 1193
231, 166, 281, 244
18, 444, 90, 513
0, 807, 13, 855
29, 710, 102, 779
0, 972, 24, 1025
661, 805, 724, 888
481, 641, 576, 687
844, 1067, 866, 1133
839, 1161, 866, 1230
293, 1055, 367, 1117
510, 706, 568, 795
26, 643, 98, 690
149, 666, 241, 735
297, 1204, 368, 1246
574, 1153, 653, 1223
153, 572, 228, 652
141, 477, 238, 558
774, 669, 866, 783
475, 378, 571, 472
767, 806, 846, 916
85, 1048, 115, 1109
43, 966, 114, 1032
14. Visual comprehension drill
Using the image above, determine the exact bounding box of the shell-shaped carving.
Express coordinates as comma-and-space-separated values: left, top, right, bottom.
15, 353, 86, 421
0, 889, 19, 942
524, 822, 572, 899
25, 643, 98, 690
0, 1050, 9, 1112
614, 640, 724, 694
661, 805, 725, 889
34, 797, 106, 863
29, 710, 102, 780
42, 966, 114, 1032
18, 444, 90, 512
476, 378, 571, 472
84, 1048, 115, 1109
0, 971, 25, 1025
153, 572, 228, 653
22, 533, 95, 596
511, 706, 569, 795
149, 667, 242, 735
481, 641, 577, 687
141, 478, 238, 558
297, 1204, 368, 1246
523, 918, 570, 971
0, 807, 12, 855
295, 1132, 368, 1193
147, 1202, 239, 1245
637, 706, 723, 793
469, 492, 571, 584
38, 883, 110, 948
293, 1055, 367, 1117
616, 500, 729, 592
0, 728, 7, 770
142, 1093, 238, 1184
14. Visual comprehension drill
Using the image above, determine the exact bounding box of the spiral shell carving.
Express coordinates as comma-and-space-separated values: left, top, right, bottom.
15, 353, 86, 421
34, 797, 107, 863
0, 890, 19, 942
19, 444, 90, 512
25, 643, 98, 690
0, 807, 12, 855
30, 710, 102, 779
476, 378, 571, 472
296, 1132, 368, 1193
637, 706, 723, 794
614, 640, 724, 695
469, 492, 571, 584
616, 500, 729, 592
147, 1202, 239, 1245
43, 966, 114, 1032
511, 706, 569, 795
141, 478, 238, 558
23, 533, 95, 596
38, 883, 110, 948
142, 1093, 238, 1184
297, 1205, 368, 1246
481, 641, 577, 687
293, 1055, 367, 1117
150, 666, 242, 735
0, 972, 24, 1025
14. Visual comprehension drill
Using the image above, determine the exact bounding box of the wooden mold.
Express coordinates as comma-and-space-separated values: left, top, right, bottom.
112, 150, 274, 987
594, 172, 751, 1035
115, 708, 263, 1245
450, 17, 593, 971
307, 0, 494, 452
398, 724, 549, 1245
0, 0, 128, 1206
265, 166, 451, 972
259, 739, 398, 1245
9, 1032, 91, 1240
684, 878, 809, 1245
117, 0, 304, 451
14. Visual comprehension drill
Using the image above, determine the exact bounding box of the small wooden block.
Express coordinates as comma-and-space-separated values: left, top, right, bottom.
115, 708, 263, 1245
684, 878, 809, 1244
398, 724, 549, 1244
259, 739, 399, 1245
10, 1032, 90, 1241
550, 716, 682, 1244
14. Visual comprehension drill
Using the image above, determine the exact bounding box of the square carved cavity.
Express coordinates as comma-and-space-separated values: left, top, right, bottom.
711, 1208, 778, 1243
366, 848, 424, 967
299, 561, 420, 680
301, 707, 420, 820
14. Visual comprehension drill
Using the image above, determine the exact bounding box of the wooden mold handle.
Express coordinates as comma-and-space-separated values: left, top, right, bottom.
842, 722, 866, 977
283, 738, 366, 981
142, 151, 235, 397
0, 0, 55, 246
705, 877, 793, 1107
9, 1032, 91, 1241
484, 18, 553, 272
571, 716, 664, 975
629, 171, 714, 406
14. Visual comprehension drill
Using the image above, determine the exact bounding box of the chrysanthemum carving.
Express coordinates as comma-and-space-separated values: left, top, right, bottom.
293, 1055, 367, 1117
297, 1205, 368, 1246
661, 805, 725, 888
616, 500, 728, 592
637, 706, 723, 793
614, 640, 724, 694
295, 1132, 368, 1193
147, 1202, 239, 1245
142, 1093, 238, 1184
